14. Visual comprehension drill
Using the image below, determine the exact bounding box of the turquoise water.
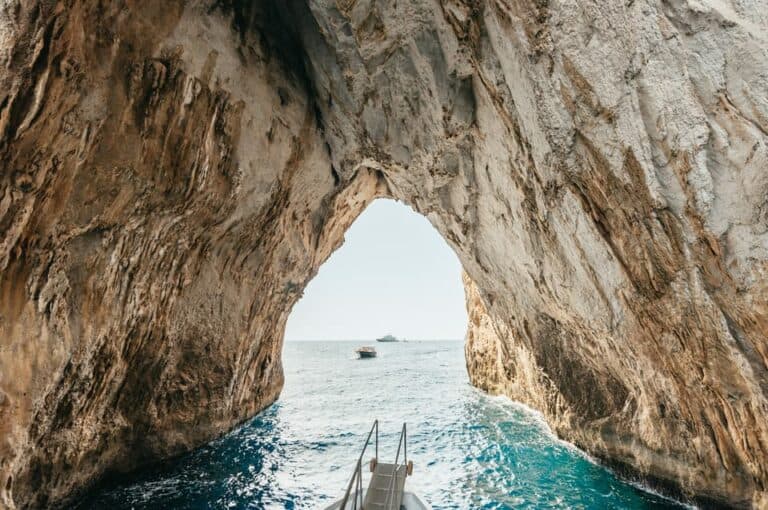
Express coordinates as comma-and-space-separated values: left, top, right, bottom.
75, 341, 687, 509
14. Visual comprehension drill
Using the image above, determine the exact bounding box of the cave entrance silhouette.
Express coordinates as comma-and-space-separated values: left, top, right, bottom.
284, 198, 468, 343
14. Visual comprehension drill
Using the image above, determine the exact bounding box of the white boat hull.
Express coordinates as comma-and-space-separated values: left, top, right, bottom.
323, 490, 431, 510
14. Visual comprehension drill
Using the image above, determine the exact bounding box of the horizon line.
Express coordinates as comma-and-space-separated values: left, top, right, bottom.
284, 338, 465, 342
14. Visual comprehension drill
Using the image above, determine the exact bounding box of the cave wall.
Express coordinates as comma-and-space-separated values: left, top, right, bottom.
0, 2, 386, 506
0, 0, 767, 508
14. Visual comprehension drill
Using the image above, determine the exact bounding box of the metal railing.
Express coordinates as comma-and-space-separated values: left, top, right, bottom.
339, 420, 379, 510
383, 423, 407, 510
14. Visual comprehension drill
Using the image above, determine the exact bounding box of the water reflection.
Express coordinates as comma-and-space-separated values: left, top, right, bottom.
74, 342, 686, 510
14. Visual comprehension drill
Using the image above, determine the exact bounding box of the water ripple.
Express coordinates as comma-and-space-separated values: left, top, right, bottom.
74, 341, 690, 510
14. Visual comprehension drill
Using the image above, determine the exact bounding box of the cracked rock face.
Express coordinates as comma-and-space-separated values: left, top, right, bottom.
0, 0, 766, 508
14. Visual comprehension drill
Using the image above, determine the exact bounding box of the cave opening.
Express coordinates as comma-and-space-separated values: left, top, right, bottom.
284, 197, 468, 343
276, 196, 471, 502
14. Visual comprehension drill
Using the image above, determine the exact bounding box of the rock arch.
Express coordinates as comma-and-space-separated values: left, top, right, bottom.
0, 0, 766, 508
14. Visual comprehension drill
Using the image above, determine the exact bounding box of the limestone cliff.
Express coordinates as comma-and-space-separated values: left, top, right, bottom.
0, 0, 767, 508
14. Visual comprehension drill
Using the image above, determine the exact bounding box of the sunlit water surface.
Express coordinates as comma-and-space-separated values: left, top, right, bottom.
75, 341, 688, 509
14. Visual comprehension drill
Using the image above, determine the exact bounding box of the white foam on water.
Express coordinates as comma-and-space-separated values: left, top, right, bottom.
479, 391, 699, 509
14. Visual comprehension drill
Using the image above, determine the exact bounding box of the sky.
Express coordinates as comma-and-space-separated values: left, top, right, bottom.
284, 199, 468, 341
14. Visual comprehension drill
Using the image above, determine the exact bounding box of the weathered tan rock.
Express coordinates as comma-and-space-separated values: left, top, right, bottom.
0, 0, 766, 508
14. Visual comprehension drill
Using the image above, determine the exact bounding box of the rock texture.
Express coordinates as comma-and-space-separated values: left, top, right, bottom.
0, 0, 767, 508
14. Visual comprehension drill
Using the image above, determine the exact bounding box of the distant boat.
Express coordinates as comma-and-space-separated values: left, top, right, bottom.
376, 334, 399, 343
355, 346, 377, 359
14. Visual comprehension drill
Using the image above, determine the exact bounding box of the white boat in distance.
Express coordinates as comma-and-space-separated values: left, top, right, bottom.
324, 421, 430, 510
376, 335, 399, 343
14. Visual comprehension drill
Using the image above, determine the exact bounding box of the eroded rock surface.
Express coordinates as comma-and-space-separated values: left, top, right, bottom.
0, 0, 766, 508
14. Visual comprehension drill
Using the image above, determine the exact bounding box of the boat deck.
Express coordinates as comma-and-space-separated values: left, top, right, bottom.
325, 421, 420, 510
363, 463, 407, 509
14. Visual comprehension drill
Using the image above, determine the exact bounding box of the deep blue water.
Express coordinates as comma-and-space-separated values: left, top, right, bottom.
75, 341, 688, 509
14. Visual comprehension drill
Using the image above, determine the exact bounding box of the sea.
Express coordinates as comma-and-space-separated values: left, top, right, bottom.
74, 340, 689, 509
